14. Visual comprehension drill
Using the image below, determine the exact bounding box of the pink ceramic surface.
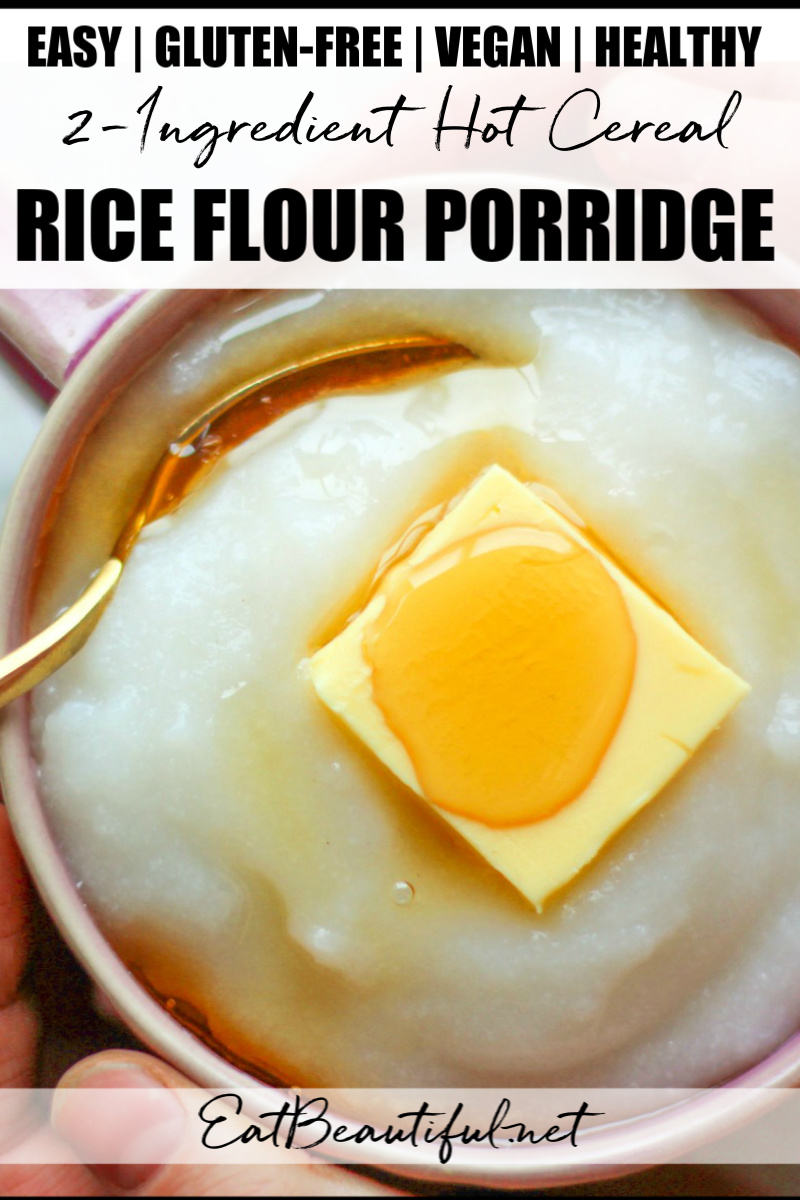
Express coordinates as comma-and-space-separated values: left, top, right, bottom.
0, 288, 799, 1188
0, 289, 143, 387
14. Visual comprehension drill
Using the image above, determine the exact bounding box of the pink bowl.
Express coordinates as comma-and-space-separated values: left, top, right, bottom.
1, 287, 800, 1188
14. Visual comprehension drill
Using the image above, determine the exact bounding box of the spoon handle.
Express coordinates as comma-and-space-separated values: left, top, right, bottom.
0, 559, 122, 708
0, 336, 474, 709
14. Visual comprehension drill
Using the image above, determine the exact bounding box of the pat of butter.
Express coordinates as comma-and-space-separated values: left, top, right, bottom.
309, 466, 750, 910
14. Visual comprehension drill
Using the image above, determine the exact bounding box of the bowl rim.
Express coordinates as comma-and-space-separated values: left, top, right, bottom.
1, 286, 800, 1187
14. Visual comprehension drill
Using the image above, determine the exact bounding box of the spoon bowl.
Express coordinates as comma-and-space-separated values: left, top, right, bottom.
0, 332, 472, 709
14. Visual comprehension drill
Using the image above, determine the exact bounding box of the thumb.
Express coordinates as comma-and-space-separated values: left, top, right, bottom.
52, 1049, 403, 1197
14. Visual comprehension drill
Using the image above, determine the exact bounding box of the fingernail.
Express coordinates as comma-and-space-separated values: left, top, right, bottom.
52, 1060, 186, 1191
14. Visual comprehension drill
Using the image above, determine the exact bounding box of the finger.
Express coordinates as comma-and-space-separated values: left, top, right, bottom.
0, 804, 37, 1110
0, 1160, 112, 1199
0, 999, 37, 1092
53, 1050, 404, 1197
0, 1000, 110, 1197
0, 805, 31, 1007
0, 1001, 39, 1170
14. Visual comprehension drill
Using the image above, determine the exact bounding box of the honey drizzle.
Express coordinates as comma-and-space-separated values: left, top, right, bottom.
309, 430, 538, 654
130, 965, 291, 1088
115, 924, 295, 1086
114, 338, 475, 561
102, 338, 478, 1087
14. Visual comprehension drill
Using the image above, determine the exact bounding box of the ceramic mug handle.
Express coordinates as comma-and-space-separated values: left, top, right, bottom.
0, 290, 143, 389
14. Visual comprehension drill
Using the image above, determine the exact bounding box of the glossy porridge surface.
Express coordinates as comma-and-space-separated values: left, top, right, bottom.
32, 290, 800, 1087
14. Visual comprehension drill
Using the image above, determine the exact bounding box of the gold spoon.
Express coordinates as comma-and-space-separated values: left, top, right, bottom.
0, 335, 474, 709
